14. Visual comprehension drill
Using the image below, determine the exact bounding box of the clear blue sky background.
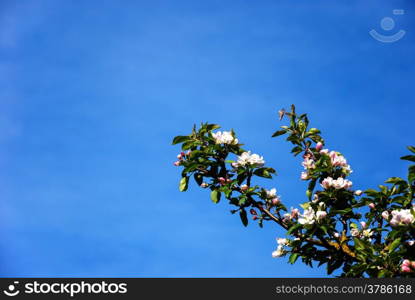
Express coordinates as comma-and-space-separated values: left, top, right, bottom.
0, 0, 414, 277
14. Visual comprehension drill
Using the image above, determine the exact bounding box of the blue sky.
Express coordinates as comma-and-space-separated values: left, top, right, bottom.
0, 0, 414, 277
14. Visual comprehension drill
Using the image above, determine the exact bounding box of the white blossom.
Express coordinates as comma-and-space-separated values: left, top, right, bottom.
277, 238, 289, 246
321, 177, 352, 190
350, 228, 359, 237
316, 211, 327, 220
300, 171, 309, 180
211, 131, 238, 145
301, 158, 315, 170
235, 151, 265, 167
266, 188, 277, 199
389, 209, 415, 227
272, 245, 286, 258
298, 207, 316, 225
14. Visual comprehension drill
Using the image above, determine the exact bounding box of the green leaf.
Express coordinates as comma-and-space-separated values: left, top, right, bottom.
272, 130, 286, 137
400, 155, 415, 162
308, 128, 321, 135
327, 259, 343, 275
205, 124, 221, 131
238, 195, 247, 206
408, 165, 415, 183
307, 179, 317, 199
364, 189, 379, 197
172, 135, 190, 145
239, 209, 248, 227
353, 238, 365, 251
210, 190, 221, 204
193, 173, 203, 186
287, 223, 302, 235
291, 145, 303, 156
407, 146, 415, 154
288, 253, 299, 264
388, 237, 401, 254
179, 176, 189, 192
385, 177, 406, 184
377, 269, 390, 278
300, 202, 310, 210
253, 168, 272, 178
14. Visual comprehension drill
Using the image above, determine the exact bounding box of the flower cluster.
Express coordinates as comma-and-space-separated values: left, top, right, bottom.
173, 151, 190, 166
297, 206, 328, 225
301, 157, 316, 170
321, 177, 353, 190
263, 188, 281, 205
211, 131, 238, 145
386, 209, 415, 227
319, 149, 352, 174
272, 238, 289, 258
401, 259, 415, 273
234, 151, 265, 167
350, 227, 373, 241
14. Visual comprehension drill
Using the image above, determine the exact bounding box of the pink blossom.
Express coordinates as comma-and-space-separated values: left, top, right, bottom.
290, 208, 300, 219
302, 158, 315, 170
401, 265, 411, 273
173, 161, 181, 166
402, 259, 411, 267
316, 142, 323, 151
360, 221, 367, 228
368, 203, 375, 209
321, 177, 352, 190
300, 172, 309, 180
272, 197, 281, 205
382, 211, 389, 220
316, 211, 327, 220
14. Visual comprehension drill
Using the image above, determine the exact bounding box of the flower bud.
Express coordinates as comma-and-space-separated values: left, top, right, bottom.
402, 259, 411, 267
368, 203, 375, 209
173, 161, 181, 166
333, 232, 340, 239
231, 162, 239, 168
360, 221, 367, 228
252, 215, 258, 220
407, 240, 415, 246
177, 154, 182, 159
250, 209, 257, 215
272, 197, 281, 206
381, 211, 389, 220
316, 211, 327, 220
354, 190, 363, 196
200, 183, 209, 188
300, 172, 309, 180
316, 142, 323, 151
290, 208, 299, 219
240, 184, 249, 192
